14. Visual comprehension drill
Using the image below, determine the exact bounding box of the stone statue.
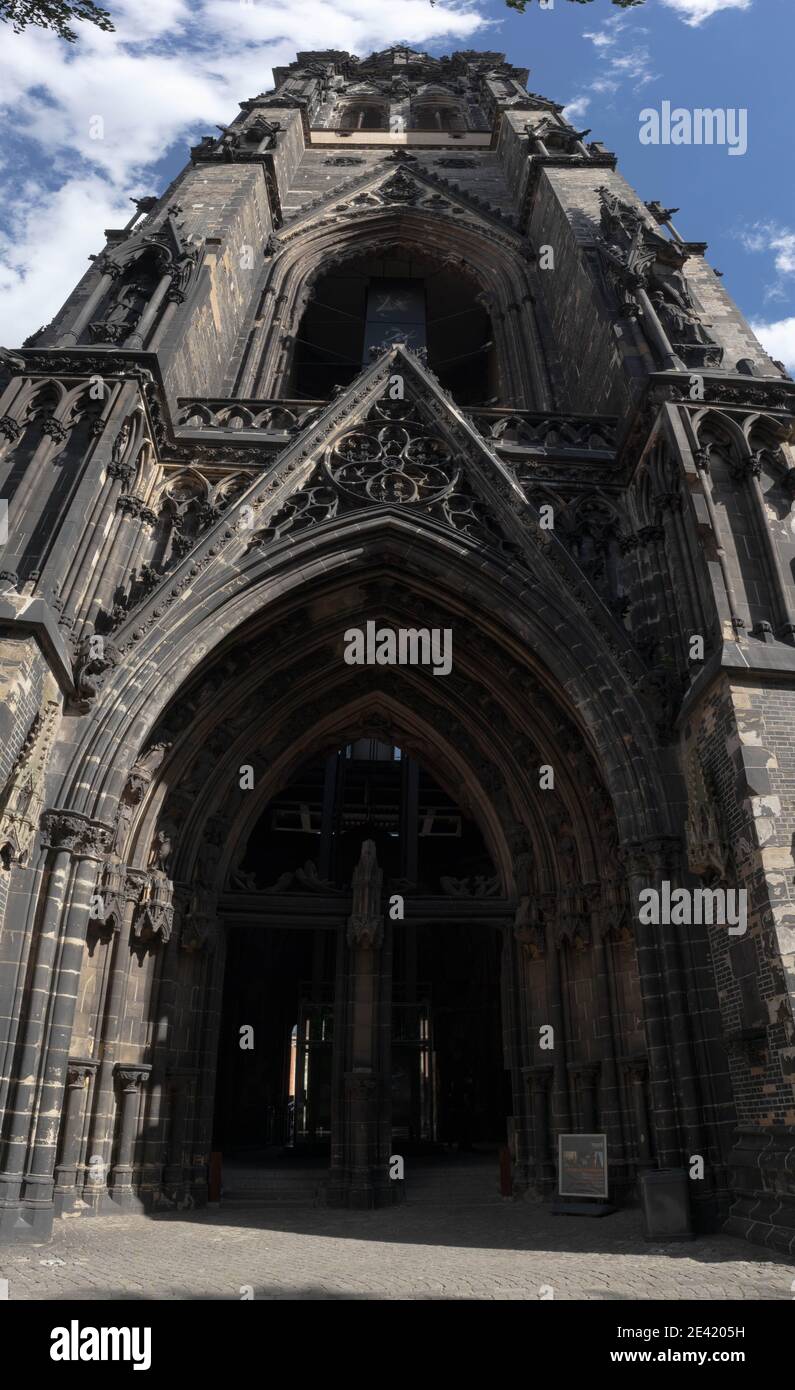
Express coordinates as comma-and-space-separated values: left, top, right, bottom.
649, 271, 713, 348
347, 839, 383, 948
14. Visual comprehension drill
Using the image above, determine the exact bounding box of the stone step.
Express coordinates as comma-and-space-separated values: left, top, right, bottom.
404, 1163, 503, 1203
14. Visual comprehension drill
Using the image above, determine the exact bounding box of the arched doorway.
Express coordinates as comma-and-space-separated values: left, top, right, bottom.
212, 740, 510, 1198
10, 350, 716, 1229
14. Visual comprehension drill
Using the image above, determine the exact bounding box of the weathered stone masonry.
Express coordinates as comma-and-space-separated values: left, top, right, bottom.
0, 45, 794, 1251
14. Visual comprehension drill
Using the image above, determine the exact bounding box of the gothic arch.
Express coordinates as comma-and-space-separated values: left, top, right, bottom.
234, 208, 554, 408
53, 502, 671, 864
113, 595, 626, 902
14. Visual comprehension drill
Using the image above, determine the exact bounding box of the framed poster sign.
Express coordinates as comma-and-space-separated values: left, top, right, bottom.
557, 1133, 608, 1199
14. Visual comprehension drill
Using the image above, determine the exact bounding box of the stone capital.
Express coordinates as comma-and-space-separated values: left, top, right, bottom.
115, 1064, 151, 1090
619, 835, 682, 881
67, 1060, 98, 1088
40, 809, 113, 861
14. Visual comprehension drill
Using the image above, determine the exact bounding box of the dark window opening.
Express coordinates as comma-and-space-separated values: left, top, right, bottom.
411, 103, 466, 132
236, 743, 496, 893
291, 249, 496, 406
339, 104, 388, 131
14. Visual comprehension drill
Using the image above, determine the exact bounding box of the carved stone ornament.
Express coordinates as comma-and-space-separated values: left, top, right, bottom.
440, 874, 500, 898
685, 745, 730, 883
99, 859, 146, 931
0, 684, 61, 869
326, 400, 458, 507
115, 1066, 150, 1089
513, 898, 545, 957
0, 415, 22, 442
346, 839, 384, 949
40, 809, 113, 860
73, 634, 119, 711
133, 869, 174, 943
179, 889, 219, 952
380, 168, 421, 205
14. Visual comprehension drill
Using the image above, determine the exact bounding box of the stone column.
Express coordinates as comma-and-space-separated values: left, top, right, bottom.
592, 909, 629, 1169
109, 1065, 151, 1207
641, 837, 708, 1169
81, 867, 146, 1210
733, 450, 795, 641
332, 840, 392, 1208
542, 894, 570, 1141
620, 842, 681, 1168
524, 1065, 553, 1192
124, 272, 172, 349
572, 1064, 599, 1132
0, 422, 75, 583
692, 447, 746, 635
55, 261, 121, 346
625, 1058, 653, 1167
0, 810, 111, 1239
53, 1060, 97, 1215
186, 906, 224, 1204
162, 1070, 195, 1201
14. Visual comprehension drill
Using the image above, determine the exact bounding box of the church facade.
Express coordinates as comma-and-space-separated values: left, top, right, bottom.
1, 46, 794, 1251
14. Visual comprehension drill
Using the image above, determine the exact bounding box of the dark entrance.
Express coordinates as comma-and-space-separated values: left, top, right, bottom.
392, 920, 508, 1152
212, 740, 510, 1197
213, 926, 336, 1153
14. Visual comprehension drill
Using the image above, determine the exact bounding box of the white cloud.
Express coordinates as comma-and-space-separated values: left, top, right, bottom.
565, 14, 657, 131
565, 5, 658, 127
659, 0, 752, 25
740, 224, 795, 278
750, 316, 795, 373
0, 1, 486, 344
0, 177, 132, 342
562, 96, 591, 122
738, 222, 795, 307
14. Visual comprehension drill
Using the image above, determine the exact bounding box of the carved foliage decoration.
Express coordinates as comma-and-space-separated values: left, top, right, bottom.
685, 744, 730, 883
0, 676, 62, 869
39, 809, 113, 860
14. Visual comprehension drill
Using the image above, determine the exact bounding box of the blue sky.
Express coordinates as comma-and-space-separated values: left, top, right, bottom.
0, 0, 792, 366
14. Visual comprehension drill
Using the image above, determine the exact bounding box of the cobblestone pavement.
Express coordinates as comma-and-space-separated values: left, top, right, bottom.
3, 1201, 795, 1301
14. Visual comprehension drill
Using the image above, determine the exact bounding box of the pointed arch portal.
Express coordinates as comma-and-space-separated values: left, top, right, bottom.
45, 369, 681, 1213
9, 41, 793, 1248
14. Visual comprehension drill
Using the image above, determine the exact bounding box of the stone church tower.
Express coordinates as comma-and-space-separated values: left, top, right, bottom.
1, 46, 794, 1251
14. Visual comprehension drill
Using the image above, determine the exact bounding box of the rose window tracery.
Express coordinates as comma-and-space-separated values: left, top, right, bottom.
325, 403, 458, 506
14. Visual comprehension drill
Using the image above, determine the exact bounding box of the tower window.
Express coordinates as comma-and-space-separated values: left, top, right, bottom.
339, 103, 388, 132
291, 249, 495, 406
411, 104, 466, 133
